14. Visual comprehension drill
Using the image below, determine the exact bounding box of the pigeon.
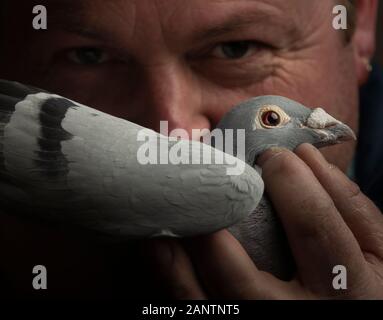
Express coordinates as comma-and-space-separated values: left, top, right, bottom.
216, 96, 356, 279
0, 79, 355, 280
0, 79, 265, 239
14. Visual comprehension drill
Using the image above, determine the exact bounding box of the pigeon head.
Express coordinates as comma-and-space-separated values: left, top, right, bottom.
216, 95, 356, 167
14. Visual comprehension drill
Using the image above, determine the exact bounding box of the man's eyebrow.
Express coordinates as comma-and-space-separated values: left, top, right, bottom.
51, 21, 113, 42
44, 0, 86, 18
45, 1, 113, 41
191, 11, 289, 43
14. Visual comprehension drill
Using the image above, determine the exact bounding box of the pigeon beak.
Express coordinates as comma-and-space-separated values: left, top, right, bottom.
306, 108, 356, 147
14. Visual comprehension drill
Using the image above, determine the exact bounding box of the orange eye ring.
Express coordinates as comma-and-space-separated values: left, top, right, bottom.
254, 105, 290, 130
261, 110, 281, 127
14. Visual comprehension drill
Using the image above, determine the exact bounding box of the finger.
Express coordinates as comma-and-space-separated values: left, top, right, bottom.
146, 238, 207, 299
257, 148, 370, 293
184, 230, 292, 299
295, 143, 383, 257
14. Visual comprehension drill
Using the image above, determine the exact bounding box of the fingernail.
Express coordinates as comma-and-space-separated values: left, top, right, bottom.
256, 147, 287, 167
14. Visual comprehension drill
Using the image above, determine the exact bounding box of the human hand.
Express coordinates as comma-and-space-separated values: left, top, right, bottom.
147, 143, 383, 299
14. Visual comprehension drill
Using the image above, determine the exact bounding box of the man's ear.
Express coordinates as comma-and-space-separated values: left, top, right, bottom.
352, 0, 378, 85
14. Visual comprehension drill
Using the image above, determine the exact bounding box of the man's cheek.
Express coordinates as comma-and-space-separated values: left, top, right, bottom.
260, 56, 328, 100
218, 59, 316, 105
197, 61, 312, 127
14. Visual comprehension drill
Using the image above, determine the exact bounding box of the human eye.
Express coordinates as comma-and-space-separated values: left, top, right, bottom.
66, 47, 111, 65
210, 41, 261, 60
188, 39, 275, 87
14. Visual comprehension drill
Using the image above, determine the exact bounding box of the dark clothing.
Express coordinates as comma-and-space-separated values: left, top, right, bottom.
356, 62, 383, 210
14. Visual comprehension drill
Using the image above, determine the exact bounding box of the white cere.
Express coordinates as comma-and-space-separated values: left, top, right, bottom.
306, 108, 341, 129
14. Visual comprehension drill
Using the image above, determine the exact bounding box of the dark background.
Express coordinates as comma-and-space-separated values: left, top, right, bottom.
377, 1, 383, 66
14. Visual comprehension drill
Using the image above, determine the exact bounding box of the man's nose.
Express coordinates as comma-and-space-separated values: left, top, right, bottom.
130, 62, 211, 140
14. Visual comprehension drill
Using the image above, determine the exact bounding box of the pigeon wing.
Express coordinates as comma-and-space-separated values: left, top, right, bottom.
0, 80, 264, 238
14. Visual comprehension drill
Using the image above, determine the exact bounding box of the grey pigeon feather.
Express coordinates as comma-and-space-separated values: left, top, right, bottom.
0, 79, 263, 238
0, 80, 355, 280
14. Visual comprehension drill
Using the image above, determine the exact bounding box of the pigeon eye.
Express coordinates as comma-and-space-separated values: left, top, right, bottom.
261, 111, 281, 127
254, 105, 291, 130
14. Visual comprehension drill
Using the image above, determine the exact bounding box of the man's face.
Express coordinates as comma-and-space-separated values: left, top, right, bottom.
1, 0, 359, 171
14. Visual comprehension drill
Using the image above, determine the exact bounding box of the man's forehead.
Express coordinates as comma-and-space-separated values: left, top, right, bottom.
42, 0, 311, 25
41, 0, 314, 38
7, 0, 330, 41
6, 0, 330, 60
43, 0, 294, 10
